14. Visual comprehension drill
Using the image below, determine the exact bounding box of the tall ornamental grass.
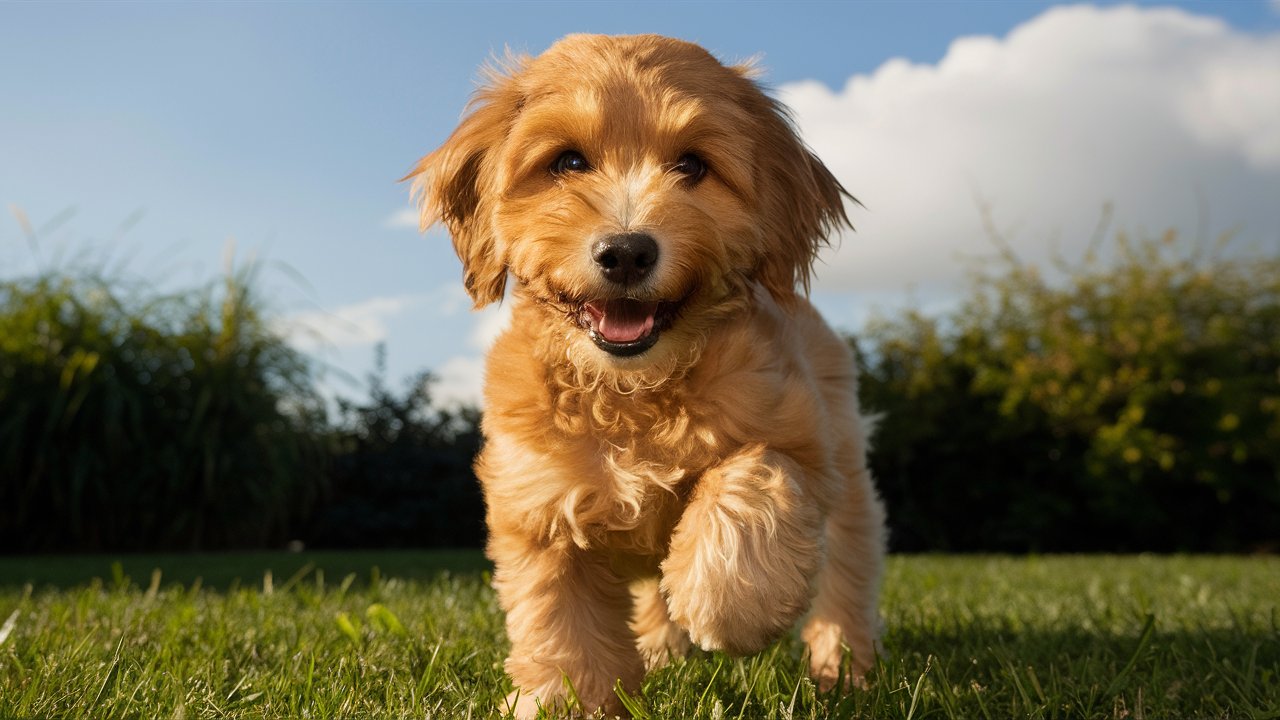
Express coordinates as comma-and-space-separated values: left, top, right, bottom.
0, 263, 326, 552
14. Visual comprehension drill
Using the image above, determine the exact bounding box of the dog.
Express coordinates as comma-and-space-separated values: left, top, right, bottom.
408, 34, 886, 718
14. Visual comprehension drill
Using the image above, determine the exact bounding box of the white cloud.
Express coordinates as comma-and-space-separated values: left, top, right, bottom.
277, 283, 503, 408
281, 295, 414, 351
433, 295, 514, 409
432, 354, 488, 409
468, 299, 513, 351
383, 207, 419, 229
1177, 33, 1280, 168
279, 284, 474, 354
783, 4, 1280, 309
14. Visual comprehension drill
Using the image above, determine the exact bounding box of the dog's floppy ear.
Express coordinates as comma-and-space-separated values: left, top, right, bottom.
750, 93, 854, 303
404, 60, 526, 308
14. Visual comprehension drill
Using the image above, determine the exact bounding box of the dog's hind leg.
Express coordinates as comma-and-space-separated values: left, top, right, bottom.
630, 576, 691, 671
801, 437, 886, 691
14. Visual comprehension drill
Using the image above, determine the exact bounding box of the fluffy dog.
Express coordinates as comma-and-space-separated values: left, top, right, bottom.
408, 34, 886, 718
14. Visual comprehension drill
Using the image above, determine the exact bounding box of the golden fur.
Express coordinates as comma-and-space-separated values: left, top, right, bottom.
408, 34, 886, 718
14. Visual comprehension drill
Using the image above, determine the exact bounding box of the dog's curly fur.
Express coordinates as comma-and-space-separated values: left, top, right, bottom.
408, 34, 887, 718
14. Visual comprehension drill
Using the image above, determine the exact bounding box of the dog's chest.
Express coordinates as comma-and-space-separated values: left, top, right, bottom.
584, 412, 722, 555
537, 370, 735, 555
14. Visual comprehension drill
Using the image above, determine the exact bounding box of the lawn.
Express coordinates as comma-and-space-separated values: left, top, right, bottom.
0, 552, 1276, 719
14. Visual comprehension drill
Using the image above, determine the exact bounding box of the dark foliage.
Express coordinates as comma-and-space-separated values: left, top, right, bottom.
305, 347, 485, 549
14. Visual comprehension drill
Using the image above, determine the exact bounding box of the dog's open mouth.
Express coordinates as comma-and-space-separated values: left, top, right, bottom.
579, 298, 680, 357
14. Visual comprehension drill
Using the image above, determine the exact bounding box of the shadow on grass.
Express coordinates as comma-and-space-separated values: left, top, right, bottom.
860, 621, 1280, 719
0, 548, 491, 590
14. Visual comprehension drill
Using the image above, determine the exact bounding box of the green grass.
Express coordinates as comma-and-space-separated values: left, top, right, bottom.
0, 553, 1276, 719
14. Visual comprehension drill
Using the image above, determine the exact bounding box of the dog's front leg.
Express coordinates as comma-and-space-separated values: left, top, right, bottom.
660, 444, 824, 655
489, 529, 643, 719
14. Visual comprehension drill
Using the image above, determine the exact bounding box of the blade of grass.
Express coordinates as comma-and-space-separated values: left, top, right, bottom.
88, 634, 126, 709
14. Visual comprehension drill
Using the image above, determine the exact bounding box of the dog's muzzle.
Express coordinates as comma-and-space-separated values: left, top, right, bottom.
579, 232, 673, 356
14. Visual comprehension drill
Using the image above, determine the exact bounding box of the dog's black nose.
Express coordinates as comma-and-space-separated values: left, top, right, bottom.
592, 232, 659, 285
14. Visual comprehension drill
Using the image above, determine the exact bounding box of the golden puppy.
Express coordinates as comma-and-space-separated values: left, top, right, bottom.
408, 34, 886, 718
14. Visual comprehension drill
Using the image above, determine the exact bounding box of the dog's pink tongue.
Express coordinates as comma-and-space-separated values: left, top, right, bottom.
586, 300, 658, 343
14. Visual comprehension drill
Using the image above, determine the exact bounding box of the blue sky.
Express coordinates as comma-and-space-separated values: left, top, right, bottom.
2, 1, 1278, 406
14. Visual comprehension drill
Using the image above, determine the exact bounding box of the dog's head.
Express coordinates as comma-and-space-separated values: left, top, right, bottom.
409, 34, 851, 372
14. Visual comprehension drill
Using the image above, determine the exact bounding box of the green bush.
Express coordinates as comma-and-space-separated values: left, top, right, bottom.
0, 264, 326, 551
858, 230, 1280, 552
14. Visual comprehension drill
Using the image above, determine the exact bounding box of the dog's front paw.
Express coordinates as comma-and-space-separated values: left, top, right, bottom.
660, 446, 822, 655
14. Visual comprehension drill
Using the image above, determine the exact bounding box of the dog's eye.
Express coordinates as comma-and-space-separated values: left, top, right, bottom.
552, 151, 591, 175
672, 153, 708, 184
